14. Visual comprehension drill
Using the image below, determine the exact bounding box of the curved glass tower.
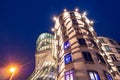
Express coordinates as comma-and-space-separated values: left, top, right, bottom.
29, 33, 56, 80
36, 33, 54, 52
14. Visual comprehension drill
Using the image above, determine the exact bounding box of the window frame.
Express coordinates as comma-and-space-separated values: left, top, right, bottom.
88, 70, 101, 80
78, 38, 87, 46
96, 53, 106, 64
64, 69, 74, 80
99, 38, 105, 43
82, 51, 94, 63
104, 71, 113, 80
109, 54, 118, 61
104, 45, 112, 52
64, 53, 72, 64
64, 41, 70, 50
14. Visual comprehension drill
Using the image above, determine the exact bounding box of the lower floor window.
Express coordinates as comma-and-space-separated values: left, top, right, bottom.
104, 71, 113, 80
65, 69, 74, 80
88, 71, 101, 80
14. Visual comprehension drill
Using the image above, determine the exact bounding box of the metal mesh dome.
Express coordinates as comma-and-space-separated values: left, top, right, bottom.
36, 33, 54, 52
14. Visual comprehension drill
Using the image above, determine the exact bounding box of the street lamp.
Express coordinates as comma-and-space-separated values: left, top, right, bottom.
9, 67, 16, 80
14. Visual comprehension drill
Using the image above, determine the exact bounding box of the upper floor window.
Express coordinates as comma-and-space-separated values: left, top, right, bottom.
64, 41, 70, 50
116, 48, 120, 53
70, 12, 75, 17
72, 19, 78, 25
104, 71, 113, 80
82, 51, 94, 62
104, 45, 112, 52
96, 53, 106, 64
64, 53, 72, 64
109, 54, 118, 61
117, 66, 120, 73
109, 39, 116, 45
99, 38, 105, 43
88, 71, 101, 80
90, 39, 98, 48
78, 38, 87, 46
65, 69, 74, 80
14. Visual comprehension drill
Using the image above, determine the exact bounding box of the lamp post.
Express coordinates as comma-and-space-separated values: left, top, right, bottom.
9, 67, 16, 80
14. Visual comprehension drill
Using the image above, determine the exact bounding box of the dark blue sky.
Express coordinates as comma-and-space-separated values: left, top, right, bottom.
0, 0, 120, 80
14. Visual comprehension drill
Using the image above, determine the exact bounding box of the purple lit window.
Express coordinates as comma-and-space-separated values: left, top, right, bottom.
65, 70, 74, 80
64, 41, 70, 50
104, 71, 113, 80
88, 71, 101, 80
64, 53, 72, 64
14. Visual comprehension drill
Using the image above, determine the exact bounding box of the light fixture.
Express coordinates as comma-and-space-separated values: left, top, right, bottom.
64, 9, 67, 12
51, 28, 54, 32
53, 16, 57, 21
83, 12, 87, 16
90, 20, 94, 24
75, 8, 79, 12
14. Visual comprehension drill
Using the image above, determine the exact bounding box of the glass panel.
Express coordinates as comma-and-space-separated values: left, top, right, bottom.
104, 71, 113, 80
94, 72, 100, 80
66, 75, 70, 80
64, 41, 70, 50
70, 73, 74, 80
64, 53, 72, 64
65, 70, 74, 80
104, 45, 112, 52
89, 72, 95, 80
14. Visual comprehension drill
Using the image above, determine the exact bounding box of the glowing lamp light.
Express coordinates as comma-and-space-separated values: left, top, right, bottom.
53, 16, 57, 21
64, 9, 67, 12
83, 12, 87, 16
90, 20, 94, 24
51, 28, 54, 32
75, 8, 79, 12
10, 67, 16, 73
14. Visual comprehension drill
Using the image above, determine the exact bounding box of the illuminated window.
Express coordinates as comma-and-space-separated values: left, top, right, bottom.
64, 41, 70, 50
78, 38, 87, 46
64, 53, 72, 64
116, 48, 120, 53
96, 53, 106, 64
65, 69, 74, 80
104, 45, 112, 52
88, 71, 101, 80
104, 71, 113, 80
82, 51, 94, 62
109, 54, 118, 61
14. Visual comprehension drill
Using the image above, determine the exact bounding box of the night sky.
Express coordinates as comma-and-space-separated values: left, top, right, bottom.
0, 0, 120, 80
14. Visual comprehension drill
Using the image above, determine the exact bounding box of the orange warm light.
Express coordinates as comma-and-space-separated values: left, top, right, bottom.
9, 67, 16, 73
